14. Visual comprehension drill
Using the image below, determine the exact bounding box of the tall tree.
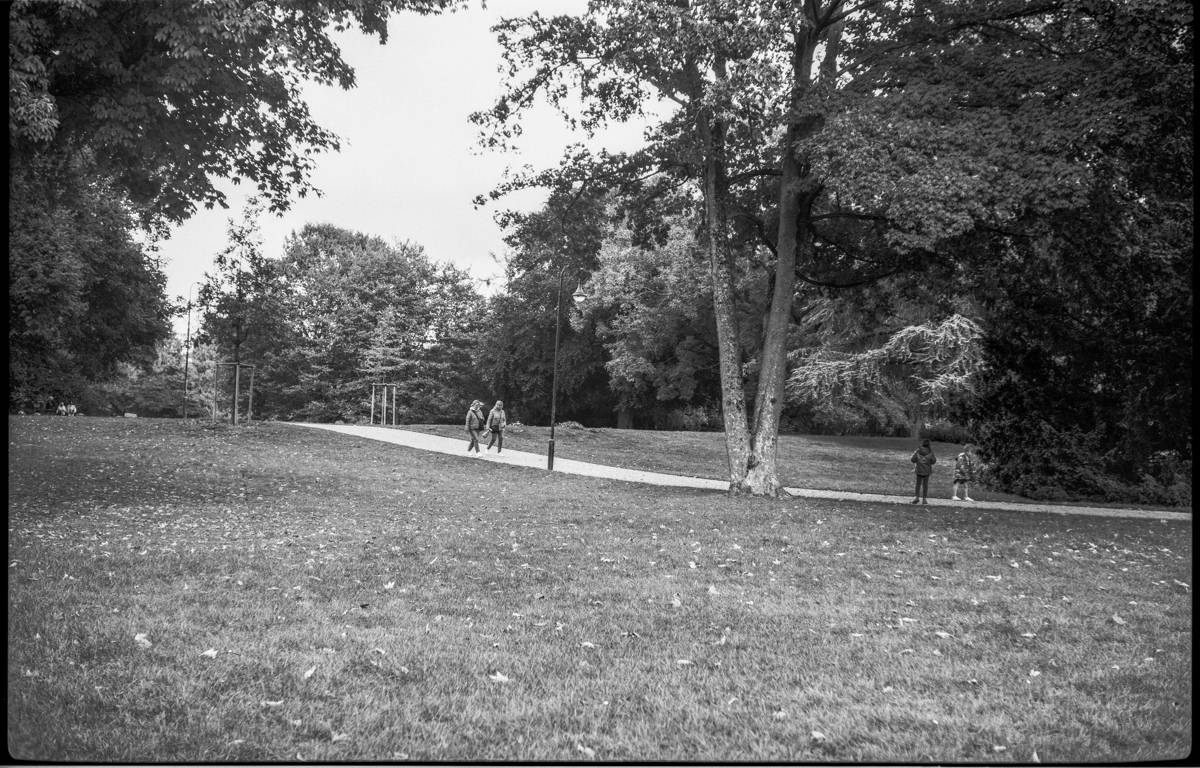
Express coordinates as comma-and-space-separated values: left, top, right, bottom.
8, 155, 171, 409
477, 0, 1189, 496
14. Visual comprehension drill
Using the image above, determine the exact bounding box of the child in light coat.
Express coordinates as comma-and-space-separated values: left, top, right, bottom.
951, 443, 978, 501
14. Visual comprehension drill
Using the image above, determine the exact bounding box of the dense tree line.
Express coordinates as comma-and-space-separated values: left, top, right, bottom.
194, 212, 487, 423
8, 0, 457, 410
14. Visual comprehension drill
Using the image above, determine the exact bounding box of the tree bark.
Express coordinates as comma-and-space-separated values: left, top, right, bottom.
746, 5, 846, 497
694, 58, 752, 493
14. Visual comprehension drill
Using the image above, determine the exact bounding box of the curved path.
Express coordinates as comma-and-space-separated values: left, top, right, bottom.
287, 423, 1191, 522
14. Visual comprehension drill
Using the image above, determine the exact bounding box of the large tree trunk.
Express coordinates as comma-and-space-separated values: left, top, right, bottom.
746, 6, 846, 497
694, 58, 752, 493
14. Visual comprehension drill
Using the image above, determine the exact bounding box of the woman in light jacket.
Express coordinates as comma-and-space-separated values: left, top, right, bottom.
486, 400, 507, 453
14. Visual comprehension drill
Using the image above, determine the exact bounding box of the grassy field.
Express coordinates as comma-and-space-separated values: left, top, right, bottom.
7, 416, 1192, 762
405, 422, 1180, 509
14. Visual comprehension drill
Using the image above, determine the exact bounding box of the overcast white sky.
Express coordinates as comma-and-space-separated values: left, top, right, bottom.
160, 1, 650, 331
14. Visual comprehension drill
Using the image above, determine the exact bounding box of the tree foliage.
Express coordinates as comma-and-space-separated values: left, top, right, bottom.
473, 189, 614, 426
9, 0, 462, 412
8, 154, 171, 409
788, 310, 985, 440
9, 0, 460, 223
476, 0, 1191, 498
195, 221, 486, 423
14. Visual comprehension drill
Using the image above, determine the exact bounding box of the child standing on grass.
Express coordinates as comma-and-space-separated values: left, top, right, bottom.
951, 443, 978, 501
910, 438, 936, 505
465, 400, 485, 453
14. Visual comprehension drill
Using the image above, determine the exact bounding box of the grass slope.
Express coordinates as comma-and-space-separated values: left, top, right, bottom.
7, 416, 1192, 762
406, 423, 1183, 509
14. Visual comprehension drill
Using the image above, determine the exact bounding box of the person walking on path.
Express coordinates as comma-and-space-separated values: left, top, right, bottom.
951, 443, 978, 501
910, 438, 936, 505
486, 400, 507, 453
465, 400, 486, 453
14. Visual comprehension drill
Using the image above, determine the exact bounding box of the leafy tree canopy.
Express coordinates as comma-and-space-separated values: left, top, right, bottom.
9, 0, 461, 224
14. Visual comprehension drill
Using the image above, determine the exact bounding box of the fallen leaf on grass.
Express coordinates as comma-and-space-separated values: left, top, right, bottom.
303, 666, 316, 680
707, 585, 719, 595
330, 732, 350, 743
133, 633, 152, 648
1111, 614, 1127, 626
488, 671, 510, 683
810, 731, 826, 743
993, 745, 1007, 752
580, 641, 596, 649
676, 659, 693, 666
383, 581, 395, 590
934, 631, 952, 639
200, 648, 218, 658
261, 700, 283, 707
1020, 632, 1037, 638
1029, 670, 1041, 677
773, 709, 788, 720
1032, 749, 1040, 762
576, 744, 596, 759
1173, 580, 1189, 591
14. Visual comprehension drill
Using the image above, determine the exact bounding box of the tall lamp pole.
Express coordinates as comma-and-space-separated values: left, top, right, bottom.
182, 282, 202, 420
548, 266, 586, 471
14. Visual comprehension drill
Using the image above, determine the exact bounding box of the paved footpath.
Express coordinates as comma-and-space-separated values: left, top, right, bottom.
288, 423, 1191, 522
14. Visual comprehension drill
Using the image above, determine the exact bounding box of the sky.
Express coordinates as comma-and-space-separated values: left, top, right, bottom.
160, 0, 650, 332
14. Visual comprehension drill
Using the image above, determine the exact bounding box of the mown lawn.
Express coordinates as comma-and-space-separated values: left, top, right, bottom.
404, 422, 1178, 509
7, 416, 1192, 762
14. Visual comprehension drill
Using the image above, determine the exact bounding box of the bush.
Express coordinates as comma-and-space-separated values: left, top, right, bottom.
976, 417, 1192, 506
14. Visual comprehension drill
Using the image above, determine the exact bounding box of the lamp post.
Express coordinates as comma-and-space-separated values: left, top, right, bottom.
548, 265, 586, 471
182, 282, 203, 420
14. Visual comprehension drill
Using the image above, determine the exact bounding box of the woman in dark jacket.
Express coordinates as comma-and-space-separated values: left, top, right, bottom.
465, 400, 485, 453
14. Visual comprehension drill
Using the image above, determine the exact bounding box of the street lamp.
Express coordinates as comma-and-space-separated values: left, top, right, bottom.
548, 265, 586, 471
182, 282, 203, 420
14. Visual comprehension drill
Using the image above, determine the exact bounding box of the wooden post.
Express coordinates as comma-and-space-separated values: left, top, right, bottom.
233, 364, 241, 425
382, 383, 388, 426
391, 384, 397, 426
247, 366, 255, 422
370, 384, 376, 425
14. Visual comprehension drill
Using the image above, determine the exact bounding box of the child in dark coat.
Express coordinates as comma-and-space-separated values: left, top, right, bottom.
910, 439, 936, 505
